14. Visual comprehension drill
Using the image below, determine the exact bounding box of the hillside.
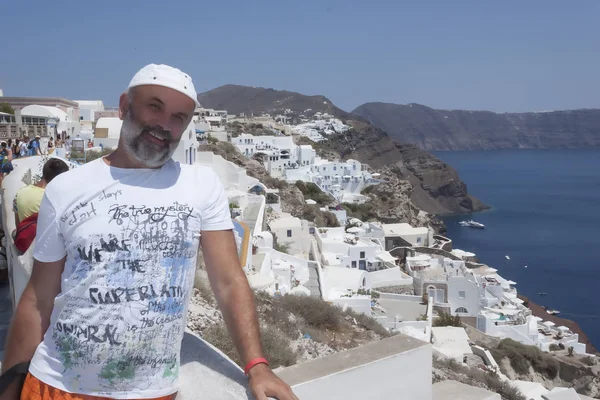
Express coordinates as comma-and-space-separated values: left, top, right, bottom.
198, 84, 353, 121
352, 102, 600, 151
199, 86, 488, 215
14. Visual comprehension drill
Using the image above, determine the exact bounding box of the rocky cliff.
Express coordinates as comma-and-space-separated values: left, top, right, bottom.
200, 86, 487, 216
353, 102, 600, 151
300, 120, 488, 215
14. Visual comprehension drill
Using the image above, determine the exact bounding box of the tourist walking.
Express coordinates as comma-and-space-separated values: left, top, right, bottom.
18, 138, 28, 158
1, 64, 297, 400
0, 142, 14, 186
28, 136, 40, 156
13, 158, 69, 252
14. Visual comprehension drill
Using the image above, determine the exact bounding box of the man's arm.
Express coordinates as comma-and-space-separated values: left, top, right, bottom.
201, 230, 297, 400
1, 258, 65, 398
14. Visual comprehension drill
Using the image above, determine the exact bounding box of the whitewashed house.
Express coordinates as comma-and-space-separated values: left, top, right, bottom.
267, 213, 312, 257
381, 223, 434, 249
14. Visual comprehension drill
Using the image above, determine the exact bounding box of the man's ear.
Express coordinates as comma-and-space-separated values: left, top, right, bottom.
118, 92, 129, 120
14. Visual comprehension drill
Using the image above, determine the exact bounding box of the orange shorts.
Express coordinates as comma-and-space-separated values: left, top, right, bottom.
20, 373, 177, 400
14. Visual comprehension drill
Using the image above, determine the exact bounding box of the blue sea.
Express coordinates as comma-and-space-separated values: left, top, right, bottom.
435, 149, 600, 349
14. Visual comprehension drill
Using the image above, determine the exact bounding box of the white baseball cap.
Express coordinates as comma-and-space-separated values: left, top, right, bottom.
128, 64, 200, 107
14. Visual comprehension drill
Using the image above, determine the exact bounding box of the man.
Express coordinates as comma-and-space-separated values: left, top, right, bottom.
18, 138, 28, 158
28, 136, 40, 156
1, 64, 297, 400
64, 135, 72, 155
13, 158, 70, 252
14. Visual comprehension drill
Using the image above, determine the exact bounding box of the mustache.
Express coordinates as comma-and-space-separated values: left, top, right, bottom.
141, 125, 173, 142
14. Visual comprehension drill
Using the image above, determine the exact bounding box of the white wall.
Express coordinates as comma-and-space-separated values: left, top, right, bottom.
269, 217, 311, 256
369, 268, 413, 289
331, 297, 372, 315
447, 275, 480, 317
284, 342, 432, 400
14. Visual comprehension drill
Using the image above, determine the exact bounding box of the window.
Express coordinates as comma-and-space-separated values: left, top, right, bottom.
333, 166, 336, 170
458, 291, 466, 299
287, 230, 292, 238
351, 261, 357, 268
455, 307, 468, 314
360, 251, 365, 258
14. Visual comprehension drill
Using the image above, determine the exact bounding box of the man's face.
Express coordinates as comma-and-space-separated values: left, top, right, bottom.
119, 85, 195, 168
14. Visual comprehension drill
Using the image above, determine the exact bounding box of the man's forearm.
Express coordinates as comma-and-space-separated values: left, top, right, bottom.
2, 286, 49, 373
211, 271, 264, 365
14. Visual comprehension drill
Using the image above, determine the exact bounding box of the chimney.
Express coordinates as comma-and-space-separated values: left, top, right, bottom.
0, 88, 3, 97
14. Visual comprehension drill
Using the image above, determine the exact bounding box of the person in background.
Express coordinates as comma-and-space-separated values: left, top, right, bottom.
0, 141, 14, 179
87, 138, 94, 148
12, 139, 20, 159
12, 158, 70, 253
64, 135, 72, 155
19, 137, 29, 157
47, 138, 54, 155
29, 136, 40, 156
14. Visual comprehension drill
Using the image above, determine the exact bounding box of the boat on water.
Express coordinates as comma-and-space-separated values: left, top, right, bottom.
538, 292, 548, 296
505, 255, 510, 260
542, 306, 560, 315
459, 220, 485, 229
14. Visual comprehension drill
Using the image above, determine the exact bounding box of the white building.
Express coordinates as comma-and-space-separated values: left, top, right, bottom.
381, 223, 434, 249
231, 134, 298, 179
94, 117, 122, 149
292, 118, 349, 142
315, 227, 396, 272
75, 100, 105, 121
267, 213, 312, 257
310, 158, 379, 203
405, 251, 589, 355
20, 105, 80, 138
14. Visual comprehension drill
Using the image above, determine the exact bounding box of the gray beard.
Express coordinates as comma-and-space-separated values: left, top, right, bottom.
120, 110, 178, 168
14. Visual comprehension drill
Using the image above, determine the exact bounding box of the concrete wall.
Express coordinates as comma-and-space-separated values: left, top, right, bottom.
330, 296, 372, 315
277, 334, 432, 400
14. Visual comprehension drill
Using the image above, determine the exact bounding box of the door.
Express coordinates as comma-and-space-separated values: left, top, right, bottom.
359, 260, 366, 270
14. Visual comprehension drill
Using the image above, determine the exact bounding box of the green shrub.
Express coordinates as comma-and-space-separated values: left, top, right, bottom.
433, 356, 526, 400
202, 322, 297, 368
582, 355, 596, 366
433, 312, 462, 327
343, 308, 390, 338
295, 181, 332, 205
491, 339, 559, 379
321, 211, 340, 227
278, 295, 342, 331
342, 202, 376, 221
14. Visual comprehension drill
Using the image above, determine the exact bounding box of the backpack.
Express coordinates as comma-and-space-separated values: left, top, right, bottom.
27, 142, 32, 150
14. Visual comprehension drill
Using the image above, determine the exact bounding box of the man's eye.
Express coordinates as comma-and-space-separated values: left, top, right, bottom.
150, 103, 160, 109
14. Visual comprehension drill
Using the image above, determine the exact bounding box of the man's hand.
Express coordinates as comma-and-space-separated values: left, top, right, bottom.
248, 364, 298, 400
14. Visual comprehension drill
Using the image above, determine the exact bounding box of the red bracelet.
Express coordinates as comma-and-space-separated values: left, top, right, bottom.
244, 357, 269, 376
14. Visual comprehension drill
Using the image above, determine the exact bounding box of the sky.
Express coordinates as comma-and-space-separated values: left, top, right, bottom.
1, 0, 599, 112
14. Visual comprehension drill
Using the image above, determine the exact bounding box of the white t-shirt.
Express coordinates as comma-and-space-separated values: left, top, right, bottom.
30, 158, 234, 398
